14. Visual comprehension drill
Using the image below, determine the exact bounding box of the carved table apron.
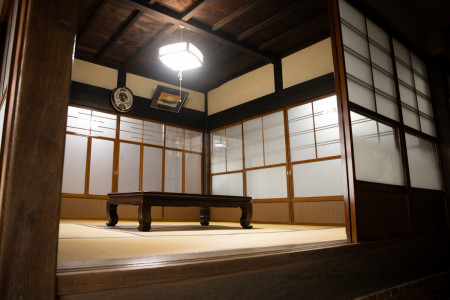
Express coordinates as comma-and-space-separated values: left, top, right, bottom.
106, 191, 253, 231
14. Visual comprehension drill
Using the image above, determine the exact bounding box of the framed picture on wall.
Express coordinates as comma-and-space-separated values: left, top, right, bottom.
150, 85, 188, 113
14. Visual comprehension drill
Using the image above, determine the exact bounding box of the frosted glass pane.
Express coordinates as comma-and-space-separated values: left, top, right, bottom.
417, 95, 434, 117
165, 126, 184, 149
226, 124, 243, 171
67, 106, 91, 135
142, 146, 162, 191
339, 0, 366, 33
211, 129, 226, 173
288, 104, 315, 162
347, 79, 375, 111
344, 51, 373, 85
164, 150, 182, 193
143, 121, 164, 146
89, 138, 114, 195
411, 53, 427, 77
399, 84, 417, 107
342, 24, 369, 58
420, 116, 436, 137
393, 39, 410, 66
314, 96, 340, 158
370, 44, 393, 73
185, 153, 202, 194
396, 62, 414, 87
366, 19, 389, 50
413, 74, 430, 97
406, 134, 442, 190
402, 106, 420, 130
246, 166, 287, 199
118, 142, 140, 192
293, 159, 344, 197
376, 93, 399, 121
373, 69, 396, 97
351, 112, 404, 185
243, 118, 264, 168
61, 134, 88, 194
184, 129, 202, 152
212, 173, 243, 196
119, 117, 142, 142
263, 111, 286, 165
91, 111, 116, 139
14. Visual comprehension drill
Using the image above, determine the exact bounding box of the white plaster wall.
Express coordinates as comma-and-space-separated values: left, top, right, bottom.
71, 59, 118, 90
282, 38, 334, 89
207, 64, 275, 115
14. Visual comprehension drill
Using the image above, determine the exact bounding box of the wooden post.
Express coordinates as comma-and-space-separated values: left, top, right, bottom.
0, 0, 77, 298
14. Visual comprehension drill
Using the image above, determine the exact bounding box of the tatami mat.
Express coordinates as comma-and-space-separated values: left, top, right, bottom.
58, 220, 346, 262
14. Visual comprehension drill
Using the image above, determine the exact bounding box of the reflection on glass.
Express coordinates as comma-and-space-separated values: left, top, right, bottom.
211, 129, 226, 174
243, 118, 264, 168
185, 153, 202, 194
263, 111, 286, 165
143, 121, 164, 146
165, 126, 184, 150
313, 96, 341, 158
288, 103, 316, 161
226, 124, 243, 171
164, 149, 182, 193
184, 129, 202, 153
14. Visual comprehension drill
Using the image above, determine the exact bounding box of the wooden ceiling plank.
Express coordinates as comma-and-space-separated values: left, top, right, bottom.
123, 23, 177, 69
258, 12, 328, 50
212, 0, 265, 31
121, 0, 274, 62
96, 10, 142, 60
236, 0, 309, 41
78, 0, 110, 41
181, 0, 209, 21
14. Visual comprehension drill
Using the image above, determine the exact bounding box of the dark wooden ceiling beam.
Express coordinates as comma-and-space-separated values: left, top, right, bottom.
78, 0, 110, 41
123, 23, 177, 69
121, 0, 275, 63
149, 0, 158, 4
236, 0, 310, 41
212, 0, 265, 31
258, 12, 328, 50
181, 0, 208, 21
96, 10, 142, 60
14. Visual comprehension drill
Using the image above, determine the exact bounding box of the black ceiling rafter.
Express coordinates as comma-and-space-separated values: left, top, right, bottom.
212, 0, 265, 31
96, 10, 142, 60
78, 0, 110, 42
236, 0, 310, 41
149, 0, 158, 4
181, 0, 209, 21
122, 23, 177, 69
119, 0, 276, 63
258, 12, 328, 50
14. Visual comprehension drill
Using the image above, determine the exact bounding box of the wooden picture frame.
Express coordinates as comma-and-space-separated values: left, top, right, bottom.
150, 85, 188, 113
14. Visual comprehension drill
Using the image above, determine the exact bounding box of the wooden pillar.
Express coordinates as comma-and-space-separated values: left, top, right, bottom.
0, 0, 77, 298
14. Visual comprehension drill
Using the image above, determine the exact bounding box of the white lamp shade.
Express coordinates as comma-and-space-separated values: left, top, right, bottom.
159, 42, 204, 71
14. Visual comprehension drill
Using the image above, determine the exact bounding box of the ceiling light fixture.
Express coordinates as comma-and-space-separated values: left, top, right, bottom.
159, 25, 204, 101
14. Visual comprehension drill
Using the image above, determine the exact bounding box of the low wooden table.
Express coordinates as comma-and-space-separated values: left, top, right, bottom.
106, 191, 253, 231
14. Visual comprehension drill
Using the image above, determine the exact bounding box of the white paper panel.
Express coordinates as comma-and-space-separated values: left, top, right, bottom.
344, 51, 373, 85
399, 84, 417, 107
411, 53, 427, 77
339, 0, 366, 33
246, 166, 287, 199
347, 79, 376, 111
212, 173, 243, 196
211, 129, 226, 173
185, 153, 202, 194
226, 124, 243, 171
351, 112, 404, 185
341, 24, 370, 59
142, 146, 162, 191
185, 129, 202, 152
406, 134, 442, 190
118, 142, 140, 192
164, 150, 183, 193
366, 19, 389, 50
61, 134, 88, 194
263, 111, 286, 165
396, 62, 414, 87
143, 121, 164, 146
288, 104, 315, 162
313, 96, 341, 158
292, 159, 344, 197
373, 69, 396, 97
393, 39, 411, 66
289, 132, 316, 162
376, 93, 399, 121
89, 138, 114, 195
417, 95, 434, 117
288, 102, 312, 120
165, 126, 184, 150
66, 106, 91, 135
420, 116, 437, 137
402, 106, 420, 130
243, 118, 264, 168
413, 74, 430, 97
369, 45, 393, 74
119, 117, 142, 142
91, 111, 116, 138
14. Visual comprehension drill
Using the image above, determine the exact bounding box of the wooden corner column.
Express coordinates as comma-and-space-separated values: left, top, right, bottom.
0, 0, 77, 298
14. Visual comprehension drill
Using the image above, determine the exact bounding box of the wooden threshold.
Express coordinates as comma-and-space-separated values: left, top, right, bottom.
57, 240, 349, 296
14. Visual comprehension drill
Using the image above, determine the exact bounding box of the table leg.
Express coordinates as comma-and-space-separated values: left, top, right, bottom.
138, 201, 151, 231
106, 202, 118, 227
200, 207, 210, 226
240, 205, 253, 229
